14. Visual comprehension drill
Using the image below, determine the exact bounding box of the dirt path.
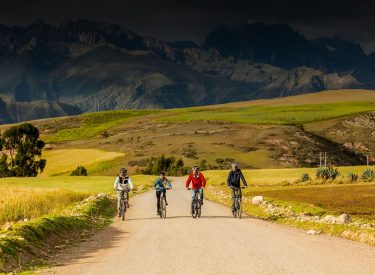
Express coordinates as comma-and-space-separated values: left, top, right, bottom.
48, 177, 375, 275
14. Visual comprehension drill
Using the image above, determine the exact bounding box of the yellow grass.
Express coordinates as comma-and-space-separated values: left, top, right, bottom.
0, 174, 156, 226
0, 188, 88, 226
41, 149, 125, 176
204, 165, 375, 186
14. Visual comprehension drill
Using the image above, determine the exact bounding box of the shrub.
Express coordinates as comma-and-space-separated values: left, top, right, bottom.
361, 169, 375, 182
300, 173, 311, 182
347, 172, 359, 182
316, 167, 340, 180
141, 154, 188, 176
182, 146, 197, 159
70, 166, 88, 176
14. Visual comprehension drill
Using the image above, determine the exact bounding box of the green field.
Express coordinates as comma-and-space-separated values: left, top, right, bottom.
159, 101, 375, 125
43, 110, 158, 142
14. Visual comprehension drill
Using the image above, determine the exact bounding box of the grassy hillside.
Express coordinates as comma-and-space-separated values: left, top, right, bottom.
2, 89, 375, 173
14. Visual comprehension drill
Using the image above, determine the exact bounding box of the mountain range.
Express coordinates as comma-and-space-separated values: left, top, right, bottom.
0, 19, 374, 123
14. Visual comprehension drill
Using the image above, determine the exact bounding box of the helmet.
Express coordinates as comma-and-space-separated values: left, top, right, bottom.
119, 168, 127, 173
231, 162, 240, 169
159, 171, 166, 176
192, 166, 199, 171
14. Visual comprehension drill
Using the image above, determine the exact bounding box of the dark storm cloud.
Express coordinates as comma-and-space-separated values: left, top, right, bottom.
1, 0, 375, 53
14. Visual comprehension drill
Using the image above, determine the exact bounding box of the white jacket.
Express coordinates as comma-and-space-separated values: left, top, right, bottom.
114, 176, 134, 191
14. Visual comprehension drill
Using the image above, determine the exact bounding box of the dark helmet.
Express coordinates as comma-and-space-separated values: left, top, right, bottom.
231, 162, 240, 169
119, 167, 127, 173
160, 171, 166, 176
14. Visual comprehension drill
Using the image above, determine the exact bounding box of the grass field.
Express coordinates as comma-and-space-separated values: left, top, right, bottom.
205, 167, 375, 222
43, 110, 158, 142
204, 166, 375, 186
0, 175, 157, 226
159, 101, 375, 125
41, 149, 125, 176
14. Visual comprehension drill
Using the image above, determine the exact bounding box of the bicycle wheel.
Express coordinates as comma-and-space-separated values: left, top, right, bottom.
198, 201, 202, 218
160, 198, 166, 219
121, 201, 125, 221
237, 198, 242, 219
192, 200, 198, 218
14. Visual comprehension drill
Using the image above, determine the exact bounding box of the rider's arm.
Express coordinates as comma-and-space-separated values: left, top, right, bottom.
114, 177, 119, 190
186, 175, 192, 188
227, 172, 232, 187
201, 174, 206, 188
240, 172, 248, 187
128, 177, 134, 190
153, 179, 160, 189
166, 179, 172, 189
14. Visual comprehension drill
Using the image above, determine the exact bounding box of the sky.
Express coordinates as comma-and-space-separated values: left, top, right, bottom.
1, 0, 375, 53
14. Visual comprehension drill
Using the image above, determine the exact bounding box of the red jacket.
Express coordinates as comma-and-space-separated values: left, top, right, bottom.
186, 173, 206, 189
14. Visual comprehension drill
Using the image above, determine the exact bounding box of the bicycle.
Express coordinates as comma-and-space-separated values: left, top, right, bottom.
231, 186, 245, 219
118, 190, 129, 221
188, 188, 202, 218
158, 188, 171, 219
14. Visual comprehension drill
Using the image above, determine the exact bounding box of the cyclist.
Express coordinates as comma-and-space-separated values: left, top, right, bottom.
227, 162, 248, 212
186, 166, 206, 205
153, 171, 172, 215
113, 168, 134, 217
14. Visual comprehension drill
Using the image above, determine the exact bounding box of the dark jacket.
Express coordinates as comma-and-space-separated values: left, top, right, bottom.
227, 169, 248, 187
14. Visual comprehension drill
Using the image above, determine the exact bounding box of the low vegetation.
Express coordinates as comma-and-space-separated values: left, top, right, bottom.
139, 154, 188, 176
70, 166, 88, 176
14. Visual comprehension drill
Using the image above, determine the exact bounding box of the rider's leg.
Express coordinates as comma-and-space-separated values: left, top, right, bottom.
200, 188, 204, 205
156, 191, 161, 214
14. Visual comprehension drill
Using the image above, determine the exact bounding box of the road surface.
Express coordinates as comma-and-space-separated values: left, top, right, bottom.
49, 177, 375, 275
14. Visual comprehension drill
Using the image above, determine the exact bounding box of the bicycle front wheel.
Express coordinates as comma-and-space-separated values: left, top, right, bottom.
121, 202, 126, 221
237, 198, 242, 219
192, 200, 198, 218
160, 198, 166, 219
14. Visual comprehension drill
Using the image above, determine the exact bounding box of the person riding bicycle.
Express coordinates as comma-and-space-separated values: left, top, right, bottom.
153, 171, 172, 215
114, 168, 134, 217
186, 166, 206, 205
227, 162, 248, 211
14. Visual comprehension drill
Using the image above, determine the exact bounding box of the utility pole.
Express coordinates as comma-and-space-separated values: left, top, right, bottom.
324, 152, 327, 168
319, 152, 322, 167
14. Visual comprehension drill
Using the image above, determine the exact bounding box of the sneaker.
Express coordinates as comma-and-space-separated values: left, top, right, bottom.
201, 201, 204, 205
166, 201, 169, 205
118, 213, 121, 217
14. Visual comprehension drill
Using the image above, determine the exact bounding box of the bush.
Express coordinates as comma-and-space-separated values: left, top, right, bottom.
141, 154, 188, 176
361, 169, 375, 182
347, 172, 359, 182
300, 173, 311, 182
70, 166, 88, 176
316, 167, 340, 180
182, 146, 197, 159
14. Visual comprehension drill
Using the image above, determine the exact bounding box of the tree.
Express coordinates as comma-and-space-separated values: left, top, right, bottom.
0, 123, 46, 177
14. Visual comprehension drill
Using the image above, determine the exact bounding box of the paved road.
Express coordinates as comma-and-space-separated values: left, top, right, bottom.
49, 178, 375, 275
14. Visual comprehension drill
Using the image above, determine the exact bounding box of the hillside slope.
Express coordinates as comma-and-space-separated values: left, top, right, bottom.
2, 89, 372, 174
0, 94, 81, 124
